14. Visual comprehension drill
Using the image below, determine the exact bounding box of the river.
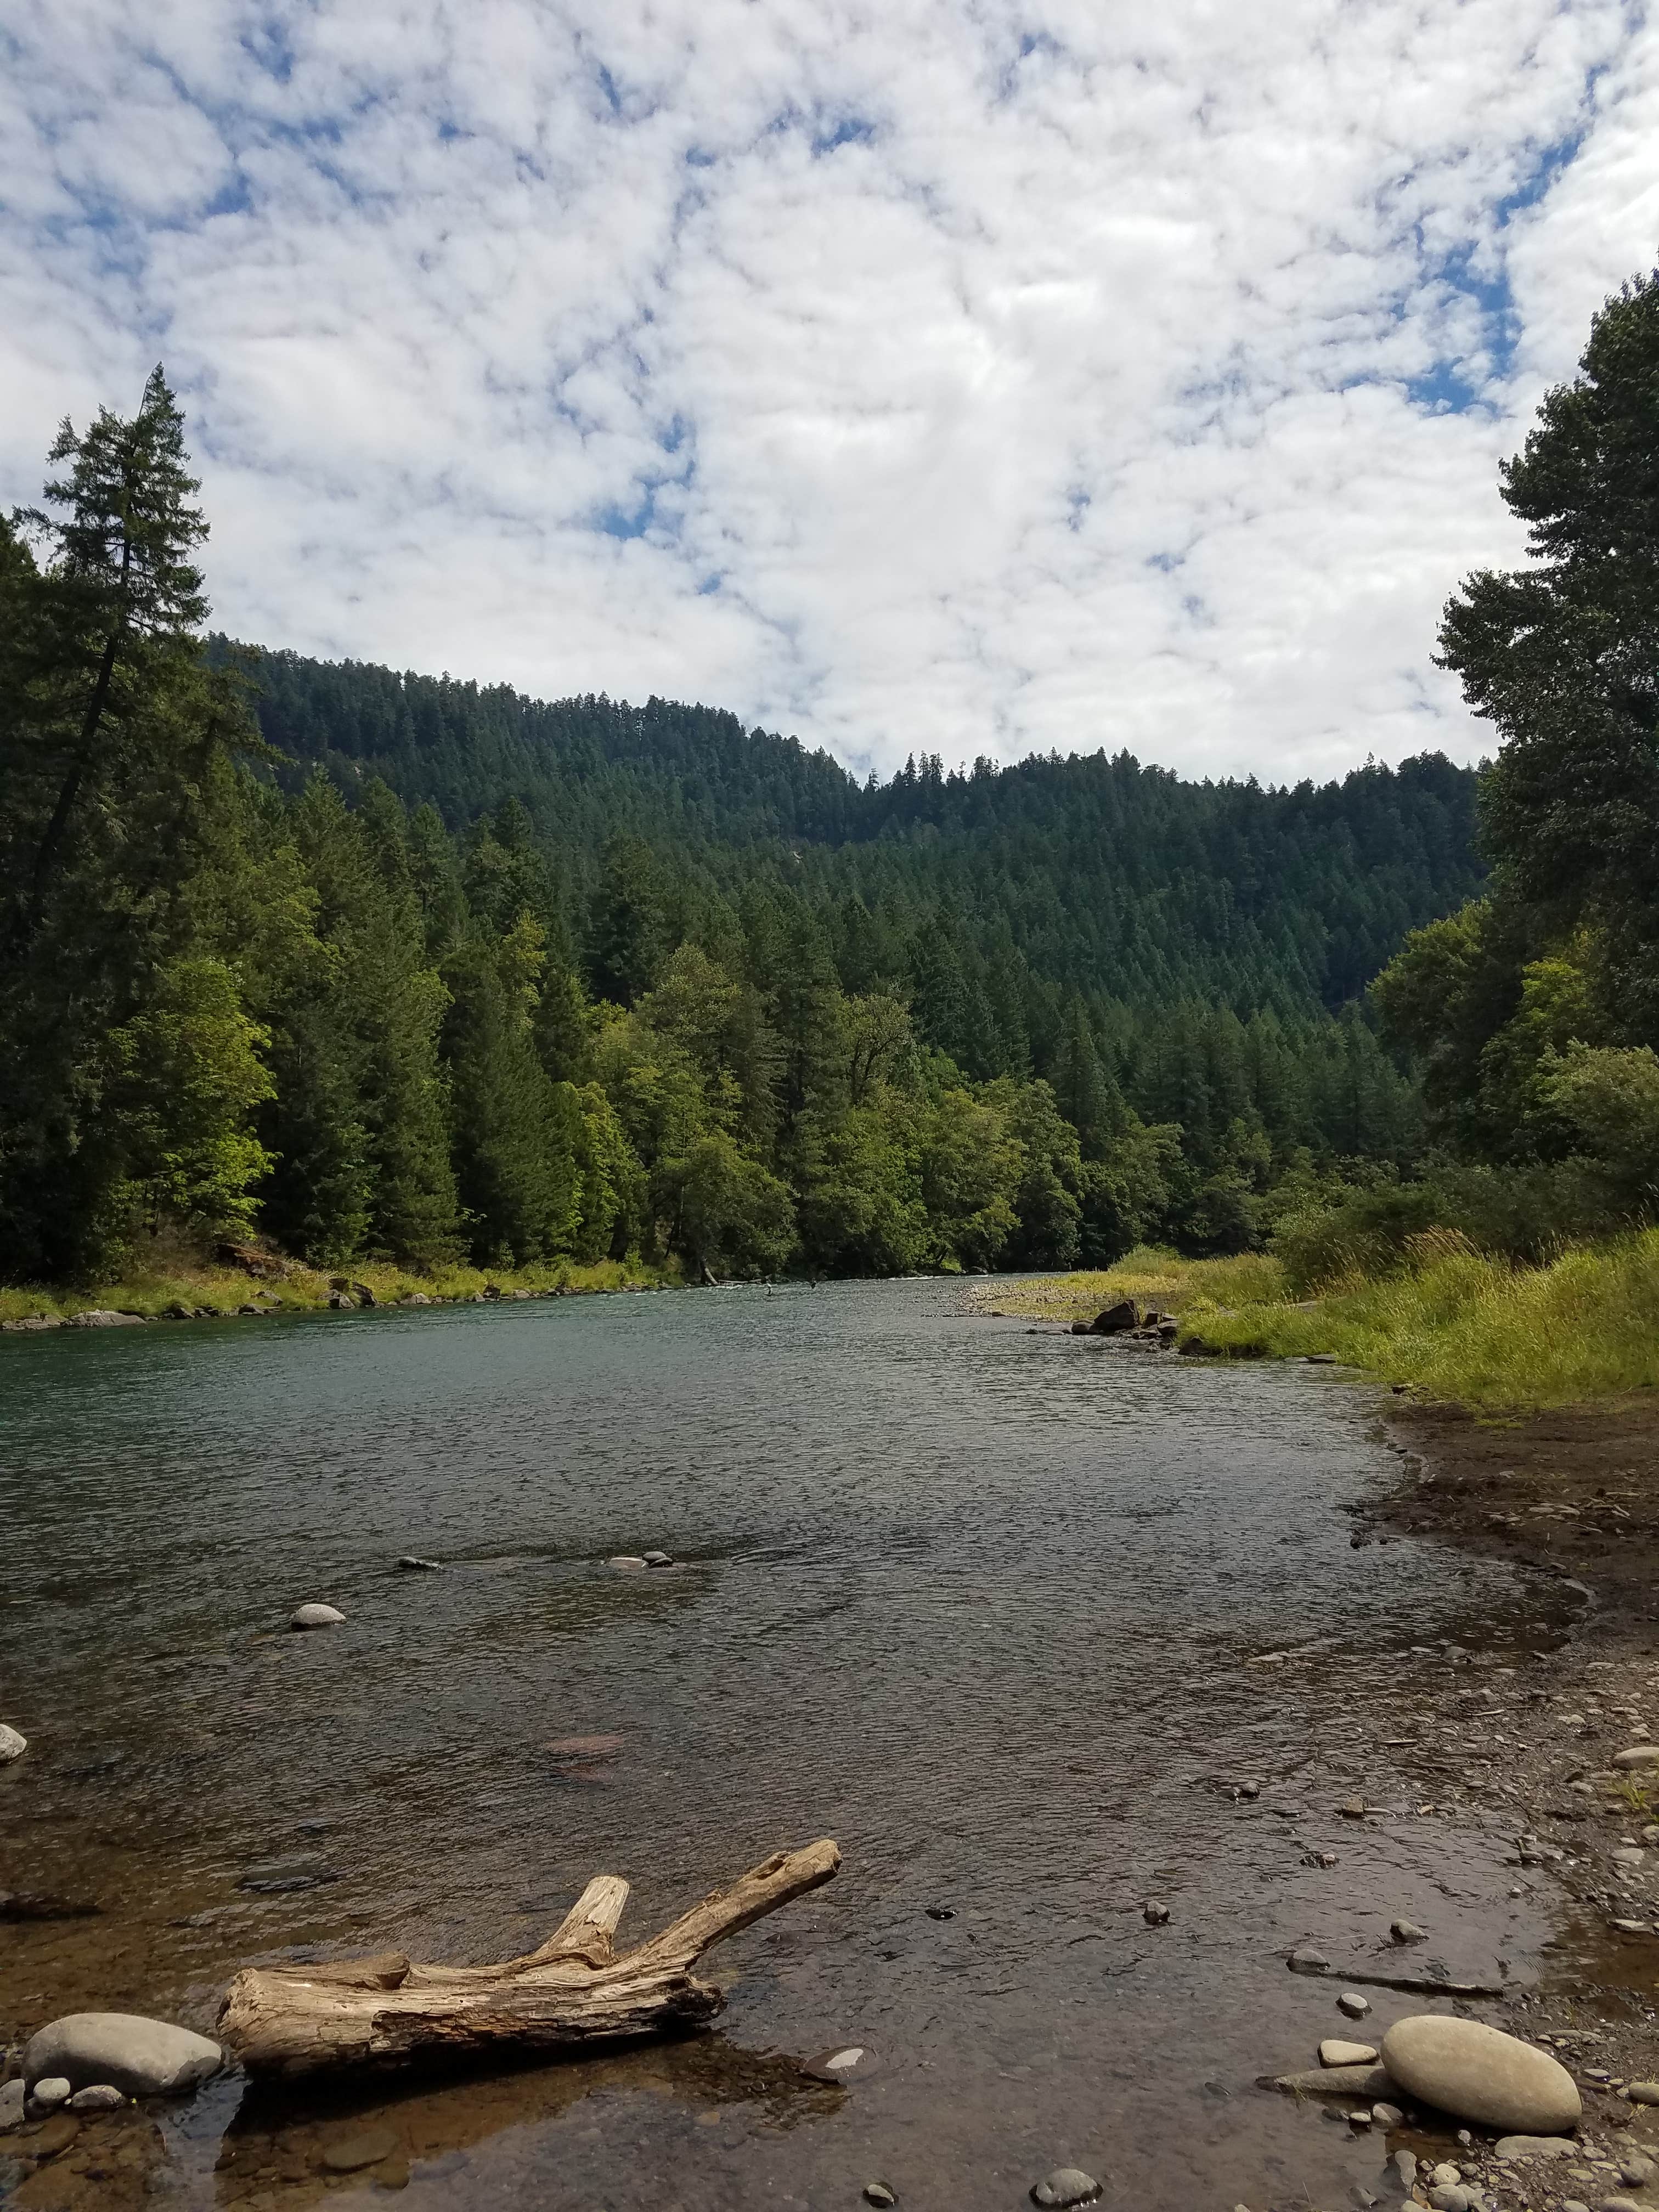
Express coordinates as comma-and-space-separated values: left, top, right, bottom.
0, 1280, 1570, 2209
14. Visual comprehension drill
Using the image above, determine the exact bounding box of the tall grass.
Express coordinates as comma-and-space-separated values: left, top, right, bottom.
985, 1246, 1291, 1322
0, 1252, 670, 1324
990, 1232, 1659, 1412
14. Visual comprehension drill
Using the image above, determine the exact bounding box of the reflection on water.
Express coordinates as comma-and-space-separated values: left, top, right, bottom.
0, 1283, 1572, 2208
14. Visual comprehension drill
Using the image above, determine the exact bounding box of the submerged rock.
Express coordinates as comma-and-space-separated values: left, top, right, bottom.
642, 1550, 674, 1567
321, 2124, 398, 2172
1031, 2168, 1101, 2208
24, 2013, 222, 2098
1380, 2017, 1580, 2134
290, 1602, 346, 1629
0, 1722, 26, 1762
396, 1555, 441, 1572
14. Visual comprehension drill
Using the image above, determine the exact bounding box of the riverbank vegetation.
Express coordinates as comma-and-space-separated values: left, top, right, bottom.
986, 1234, 1659, 1412
0, 376, 1459, 1294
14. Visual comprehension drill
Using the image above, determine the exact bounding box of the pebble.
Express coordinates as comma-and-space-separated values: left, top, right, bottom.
1288, 1946, 1330, 1973
864, 2188, 897, 2208
31, 2078, 72, 2109
320, 2125, 398, 2173
1320, 2040, 1378, 2067
66, 2084, 124, 2111
1338, 1991, 1371, 2019
1395, 2149, 1420, 2188
802, 2045, 879, 2085
1372, 2102, 1404, 2128
290, 1603, 345, 1629
1030, 2170, 1101, 2208
1432, 2165, 1462, 2187
0, 1723, 25, 1761
1381, 2016, 1581, 2134
1143, 1899, 1170, 1925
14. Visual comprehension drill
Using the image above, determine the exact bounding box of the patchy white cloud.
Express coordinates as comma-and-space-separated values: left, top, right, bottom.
2, 0, 1656, 781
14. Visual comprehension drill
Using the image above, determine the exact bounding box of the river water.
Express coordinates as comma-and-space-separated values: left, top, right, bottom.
0, 1282, 1569, 2210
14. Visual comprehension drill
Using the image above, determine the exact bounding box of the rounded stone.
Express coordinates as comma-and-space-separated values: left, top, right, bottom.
1613, 1746, 1659, 1769
31, 2078, 72, 2109
0, 2079, 24, 2132
1320, 2040, 1378, 2067
864, 2188, 897, 2208
801, 2044, 878, 2084
66, 2085, 125, 2111
0, 1722, 26, 1762
608, 1556, 647, 1571
1143, 1899, 1170, 1925
1380, 2016, 1581, 2135
1627, 2083, 1659, 2104
1031, 2170, 1101, 2209
24, 2013, 222, 2098
289, 1603, 345, 1630
1337, 1990, 1371, 2019
1430, 2189, 1469, 2212
642, 1550, 674, 1567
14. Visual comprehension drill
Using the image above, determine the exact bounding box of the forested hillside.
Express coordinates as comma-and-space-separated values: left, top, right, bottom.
237, 643, 1481, 1019
1, 370, 1476, 1290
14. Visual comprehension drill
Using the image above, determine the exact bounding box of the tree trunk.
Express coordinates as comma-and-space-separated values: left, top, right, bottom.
218, 1838, 840, 2079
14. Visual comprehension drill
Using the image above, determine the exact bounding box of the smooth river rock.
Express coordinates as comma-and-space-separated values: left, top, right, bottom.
67, 2084, 125, 2111
1613, 1746, 1659, 1769
1321, 2039, 1379, 2067
31, 2078, 71, 2108
0, 1722, 25, 1761
1272, 2064, 1393, 2098
1380, 2017, 1581, 2134
0, 2079, 23, 2131
290, 1602, 346, 1629
1494, 2136, 1581, 2161
24, 2012, 223, 2098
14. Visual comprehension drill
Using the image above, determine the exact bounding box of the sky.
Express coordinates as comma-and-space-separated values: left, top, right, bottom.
2, 1, 1657, 785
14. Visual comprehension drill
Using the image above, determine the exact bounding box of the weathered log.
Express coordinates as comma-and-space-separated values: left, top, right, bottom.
218, 1838, 841, 2079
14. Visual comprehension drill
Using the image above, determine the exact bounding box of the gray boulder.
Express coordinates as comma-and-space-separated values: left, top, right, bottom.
0, 2078, 24, 2131
1613, 1746, 1659, 1770
24, 2012, 221, 2098
70, 1308, 145, 1327
1380, 2016, 1579, 2134
1088, 1301, 1137, 1334
0, 1722, 25, 1762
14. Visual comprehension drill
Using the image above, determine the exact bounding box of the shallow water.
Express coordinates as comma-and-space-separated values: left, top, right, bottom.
0, 1281, 1571, 2209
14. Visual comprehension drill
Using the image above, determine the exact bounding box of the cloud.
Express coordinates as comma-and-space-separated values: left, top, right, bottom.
2, 0, 1656, 781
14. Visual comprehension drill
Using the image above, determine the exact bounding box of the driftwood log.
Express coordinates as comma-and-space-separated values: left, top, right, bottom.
218, 1838, 840, 2079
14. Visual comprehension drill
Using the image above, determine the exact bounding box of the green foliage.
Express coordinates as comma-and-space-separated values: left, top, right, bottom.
2, 373, 1482, 1287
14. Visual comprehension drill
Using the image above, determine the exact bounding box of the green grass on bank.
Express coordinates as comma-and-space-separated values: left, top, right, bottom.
986, 1233, 1659, 1413
0, 1252, 673, 1324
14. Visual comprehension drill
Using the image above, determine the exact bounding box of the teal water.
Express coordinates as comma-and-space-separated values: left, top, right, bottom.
0, 1283, 1565, 2209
